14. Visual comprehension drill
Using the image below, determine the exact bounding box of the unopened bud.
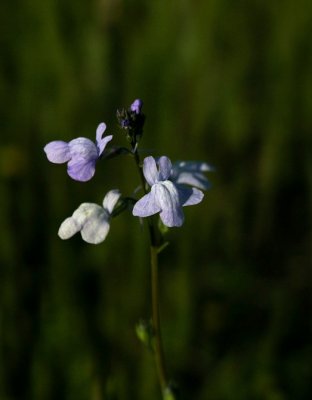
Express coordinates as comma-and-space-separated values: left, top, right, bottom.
130, 99, 143, 114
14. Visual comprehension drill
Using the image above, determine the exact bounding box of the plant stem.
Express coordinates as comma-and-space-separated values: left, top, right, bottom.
134, 150, 147, 194
150, 244, 168, 393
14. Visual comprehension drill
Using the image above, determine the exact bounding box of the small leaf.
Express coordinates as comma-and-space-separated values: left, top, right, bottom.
157, 241, 170, 254
163, 387, 177, 400
135, 320, 154, 350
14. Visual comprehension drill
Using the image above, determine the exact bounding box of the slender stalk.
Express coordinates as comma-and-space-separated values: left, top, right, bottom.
133, 149, 169, 395
150, 244, 168, 392
134, 150, 147, 194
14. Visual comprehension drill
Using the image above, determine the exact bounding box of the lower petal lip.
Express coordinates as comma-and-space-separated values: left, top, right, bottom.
159, 209, 184, 227
67, 159, 96, 182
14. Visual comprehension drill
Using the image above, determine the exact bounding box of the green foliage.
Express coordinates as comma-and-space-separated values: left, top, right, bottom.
0, 0, 311, 399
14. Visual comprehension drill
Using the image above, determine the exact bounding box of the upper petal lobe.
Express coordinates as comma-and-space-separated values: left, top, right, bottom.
96, 122, 107, 143
97, 134, 113, 156
69, 137, 98, 160
96, 123, 113, 155
102, 189, 121, 214
143, 156, 159, 186
158, 156, 172, 181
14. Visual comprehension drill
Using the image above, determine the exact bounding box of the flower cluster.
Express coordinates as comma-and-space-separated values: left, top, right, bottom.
44, 99, 212, 244
116, 99, 145, 149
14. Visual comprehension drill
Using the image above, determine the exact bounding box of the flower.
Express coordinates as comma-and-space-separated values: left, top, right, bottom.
58, 189, 121, 244
44, 123, 112, 182
132, 156, 204, 227
170, 161, 213, 190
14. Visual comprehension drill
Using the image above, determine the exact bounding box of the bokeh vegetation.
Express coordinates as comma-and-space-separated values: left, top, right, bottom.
1, 1, 311, 399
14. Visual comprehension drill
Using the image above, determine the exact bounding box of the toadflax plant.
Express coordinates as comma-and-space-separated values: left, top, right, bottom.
44, 99, 212, 399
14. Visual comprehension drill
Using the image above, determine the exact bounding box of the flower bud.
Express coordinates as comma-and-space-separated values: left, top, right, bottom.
130, 99, 143, 114
116, 99, 145, 149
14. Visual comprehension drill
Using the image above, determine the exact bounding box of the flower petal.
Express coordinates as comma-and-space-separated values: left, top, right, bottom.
177, 186, 204, 206
153, 181, 184, 227
132, 192, 161, 217
102, 189, 121, 214
69, 137, 98, 160
97, 134, 113, 156
159, 207, 184, 227
158, 156, 172, 181
173, 171, 211, 190
67, 138, 100, 181
72, 203, 100, 225
58, 217, 81, 239
171, 161, 213, 190
143, 156, 159, 186
96, 123, 113, 155
174, 161, 213, 172
81, 214, 110, 244
44, 141, 71, 163
96, 122, 106, 142
67, 158, 96, 181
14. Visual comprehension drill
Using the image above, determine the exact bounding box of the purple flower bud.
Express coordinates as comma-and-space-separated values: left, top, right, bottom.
130, 99, 143, 114
120, 118, 131, 128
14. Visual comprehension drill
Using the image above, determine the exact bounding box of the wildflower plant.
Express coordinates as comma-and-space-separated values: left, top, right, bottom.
44, 99, 212, 399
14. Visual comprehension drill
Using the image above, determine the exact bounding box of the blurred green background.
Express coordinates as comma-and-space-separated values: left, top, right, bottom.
1, 0, 312, 399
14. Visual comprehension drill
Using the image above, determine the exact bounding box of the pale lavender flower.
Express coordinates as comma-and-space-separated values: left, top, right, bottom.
133, 156, 204, 227
58, 189, 121, 244
170, 161, 213, 190
44, 123, 112, 182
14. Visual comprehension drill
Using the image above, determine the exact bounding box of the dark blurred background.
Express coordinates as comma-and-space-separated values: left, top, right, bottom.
1, 1, 312, 399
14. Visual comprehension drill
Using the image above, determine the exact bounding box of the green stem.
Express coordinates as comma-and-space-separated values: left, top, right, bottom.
151, 244, 168, 393
134, 150, 147, 194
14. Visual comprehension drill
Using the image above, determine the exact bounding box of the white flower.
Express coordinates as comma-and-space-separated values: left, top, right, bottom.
58, 189, 121, 244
